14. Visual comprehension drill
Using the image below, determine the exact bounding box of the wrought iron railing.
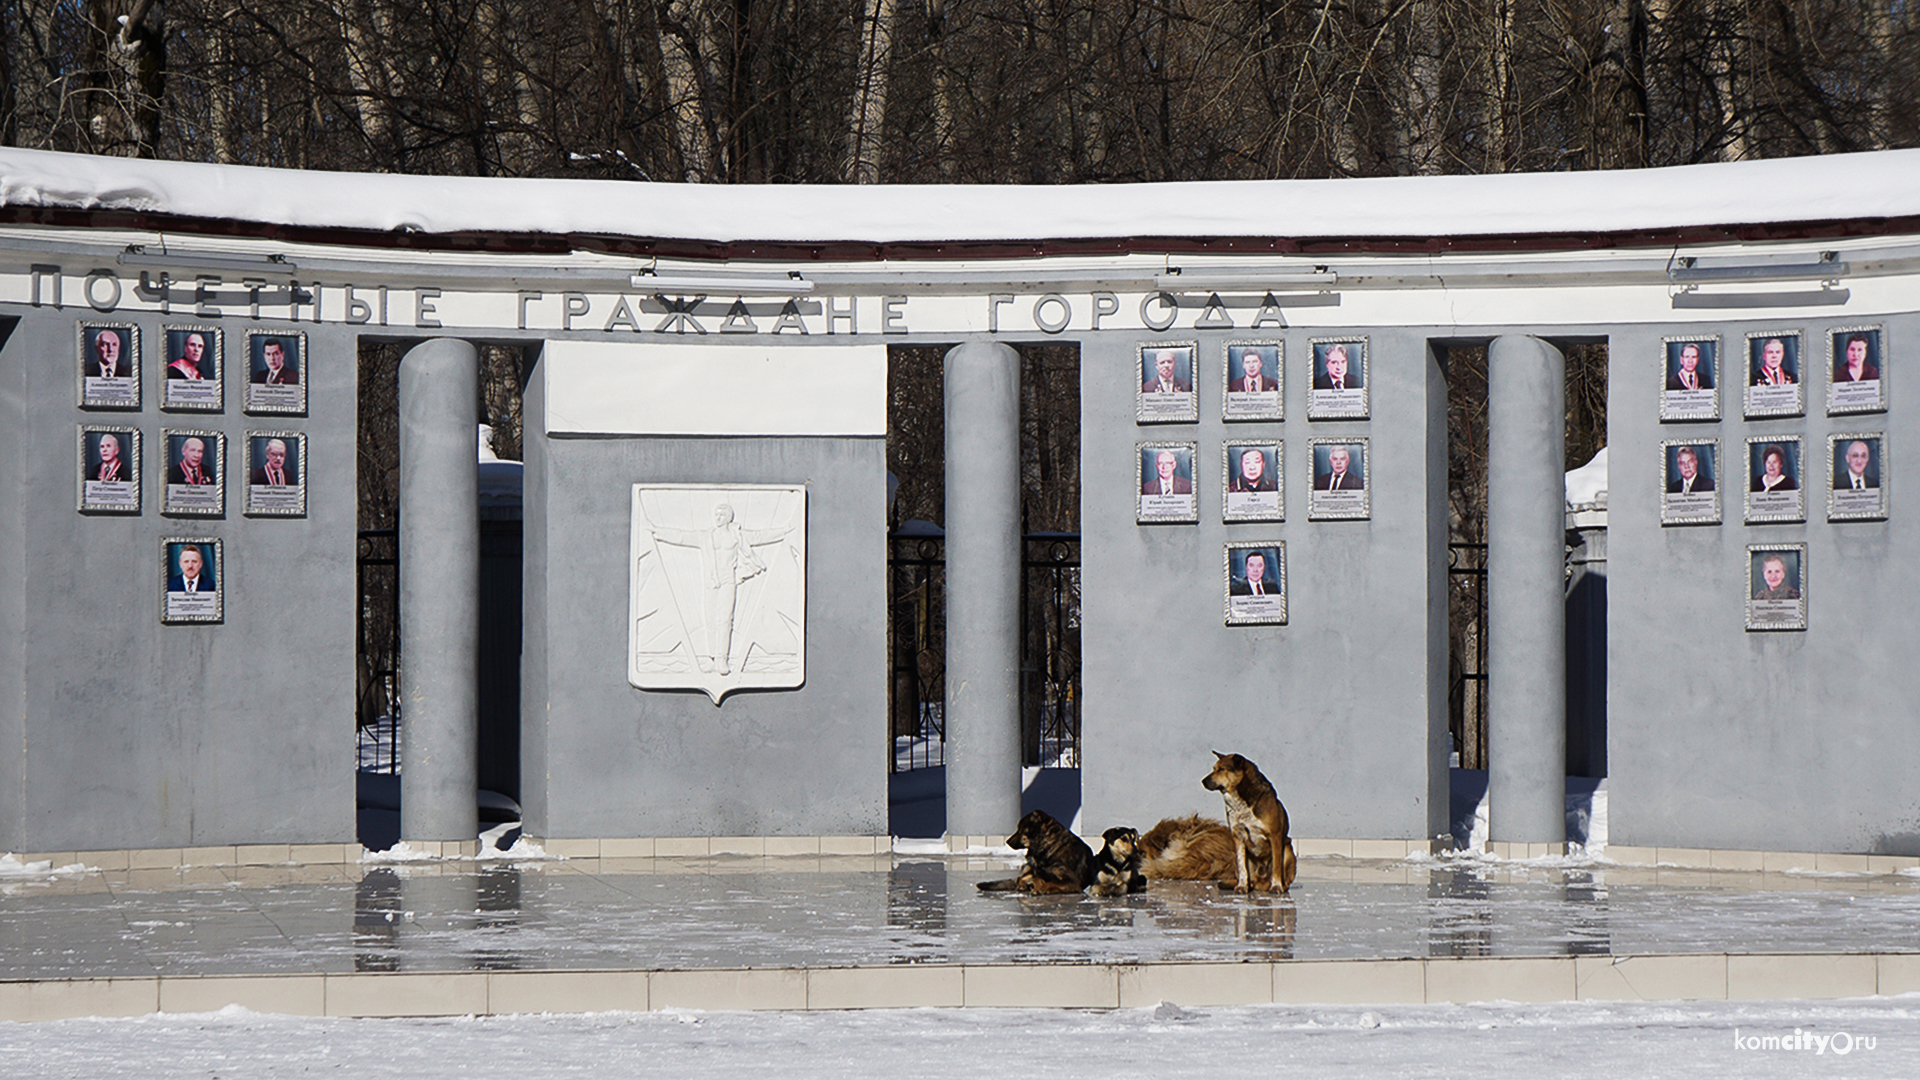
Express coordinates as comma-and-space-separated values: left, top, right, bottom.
357, 528, 401, 774
1448, 541, 1487, 769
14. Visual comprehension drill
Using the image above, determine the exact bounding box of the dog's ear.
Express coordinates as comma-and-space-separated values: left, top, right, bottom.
1211, 749, 1226, 759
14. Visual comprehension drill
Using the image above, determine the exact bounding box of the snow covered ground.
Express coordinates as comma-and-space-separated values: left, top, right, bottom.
2, 998, 1911, 1079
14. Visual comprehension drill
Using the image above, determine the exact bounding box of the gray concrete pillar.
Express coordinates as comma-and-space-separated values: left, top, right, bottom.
399, 338, 480, 847
943, 340, 1023, 840
1486, 334, 1566, 848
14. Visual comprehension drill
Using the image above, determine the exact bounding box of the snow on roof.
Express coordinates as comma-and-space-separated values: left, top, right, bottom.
1566, 447, 1608, 512
1, 146, 1918, 246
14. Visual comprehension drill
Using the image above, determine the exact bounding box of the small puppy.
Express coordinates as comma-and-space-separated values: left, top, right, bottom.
1201, 751, 1297, 894
1088, 826, 1147, 896
976, 810, 1096, 894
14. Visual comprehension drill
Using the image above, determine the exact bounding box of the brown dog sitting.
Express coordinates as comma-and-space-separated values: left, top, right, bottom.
976, 810, 1096, 894
1201, 751, 1297, 894
1088, 826, 1147, 896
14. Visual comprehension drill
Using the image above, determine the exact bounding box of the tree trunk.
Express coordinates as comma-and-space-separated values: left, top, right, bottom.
845, 0, 896, 182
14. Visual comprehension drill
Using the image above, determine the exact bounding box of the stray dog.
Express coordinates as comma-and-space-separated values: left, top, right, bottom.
1138, 814, 1243, 882
1088, 826, 1147, 896
976, 810, 1095, 894
1201, 752, 1297, 894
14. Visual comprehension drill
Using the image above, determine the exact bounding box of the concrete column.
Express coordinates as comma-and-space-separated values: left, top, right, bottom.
943, 341, 1023, 839
1486, 334, 1566, 848
399, 338, 480, 847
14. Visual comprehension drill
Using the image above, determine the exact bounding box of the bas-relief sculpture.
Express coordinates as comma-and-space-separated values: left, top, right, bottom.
629, 484, 807, 703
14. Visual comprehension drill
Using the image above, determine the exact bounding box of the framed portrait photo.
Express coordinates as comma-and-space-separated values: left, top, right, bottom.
1136, 441, 1199, 523
244, 330, 307, 416
1137, 341, 1198, 424
1660, 439, 1721, 525
244, 431, 307, 517
162, 537, 223, 624
1222, 340, 1283, 421
1746, 543, 1806, 632
78, 322, 140, 409
1826, 324, 1886, 416
162, 428, 225, 517
160, 324, 223, 412
1744, 436, 1805, 524
1222, 441, 1283, 522
1827, 432, 1888, 522
1306, 337, 1368, 420
77, 426, 141, 513
1743, 330, 1804, 419
1307, 437, 1369, 520
1223, 542, 1286, 626
1659, 335, 1719, 422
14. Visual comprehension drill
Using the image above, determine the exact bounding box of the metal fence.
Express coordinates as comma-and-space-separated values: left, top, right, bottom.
887, 531, 1083, 772
1448, 541, 1488, 769
357, 528, 401, 774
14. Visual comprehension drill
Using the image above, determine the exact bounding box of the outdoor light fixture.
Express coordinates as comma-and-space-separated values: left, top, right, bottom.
1667, 251, 1848, 285
118, 246, 298, 275
629, 270, 813, 295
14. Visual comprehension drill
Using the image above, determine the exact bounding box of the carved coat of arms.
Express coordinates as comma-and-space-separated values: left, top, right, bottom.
629, 484, 806, 703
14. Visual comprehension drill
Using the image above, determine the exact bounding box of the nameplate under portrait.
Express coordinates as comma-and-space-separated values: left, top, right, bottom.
1743, 435, 1804, 525
629, 483, 807, 704
78, 322, 140, 410
1222, 441, 1283, 522
1137, 341, 1199, 424
244, 431, 307, 517
1827, 432, 1888, 522
1306, 337, 1368, 421
162, 428, 225, 517
1222, 340, 1283, 422
160, 325, 223, 412
1826, 325, 1886, 416
244, 330, 308, 416
1746, 543, 1806, 632
1306, 437, 1369, 520
1743, 329, 1804, 419
162, 537, 223, 624
77, 425, 141, 513
1659, 335, 1720, 422
1136, 441, 1199, 523
1660, 438, 1721, 526
1223, 542, 1286, 626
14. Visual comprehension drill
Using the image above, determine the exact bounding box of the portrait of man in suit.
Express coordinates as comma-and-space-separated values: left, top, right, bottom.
167, 544, 216, 594
1141, 347, 1192, 394
1835, 439, 1879, 490
1314, 444, 1363, 490
1228, 346, 1278, 394
1668, 445, 1713, 493
1666, 342, 1712, 390
85, 328, 131, 380
169, 436, 215, 486
1313, 342, 1363, 390
250, 437, 298, 487
1142, 448, 1193, 495
1228, 447, 1277, 492
1751, 336, 1795, 386
167, 331, 212, 381
91, 432, 129, 483
1229, 550, 1277, 596
252, 338, 300, 385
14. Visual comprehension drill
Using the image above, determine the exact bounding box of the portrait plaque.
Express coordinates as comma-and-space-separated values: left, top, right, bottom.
1306, 437, 1369, 520
1136, 341, 1199, 423
78, 322, 140, 409
1743, 436, 1804, 525
1222, 340, 1283, 422
1826, 325, 1886, 416
1306, 337, 1368, 421
1660, 438, 1721, 526
1743, 330, 1804, 419
78, 426, 141, 513
1746, 544, 1806, 632
1223, 542, 1286, 626
1827, 433, 1888, 522
162, 429, 225, 517
160, 324, 223, 412
244, 431, 308, 517
1659, 335, 1720, 422
1137, 441, 1199, 523
630, 483, 806, 704
244, 330, 308, 416
1222, 441, 1283, 522
162, 537, 223, 624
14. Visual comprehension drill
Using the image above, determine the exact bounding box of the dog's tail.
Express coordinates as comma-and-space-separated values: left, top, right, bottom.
976, 877, 1023, 892
1278, 837, 1298, 893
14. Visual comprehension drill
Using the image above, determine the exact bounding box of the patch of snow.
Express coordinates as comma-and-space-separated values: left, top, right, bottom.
3, 146, 1919, 244
0, 854, 93, 878
1565, 447, 1608, 510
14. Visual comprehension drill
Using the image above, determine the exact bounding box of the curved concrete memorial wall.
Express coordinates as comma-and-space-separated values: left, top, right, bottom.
0, 147, 1916, 857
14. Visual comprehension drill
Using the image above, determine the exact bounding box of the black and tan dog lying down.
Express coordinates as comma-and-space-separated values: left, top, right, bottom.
976, 752, 1296, 896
